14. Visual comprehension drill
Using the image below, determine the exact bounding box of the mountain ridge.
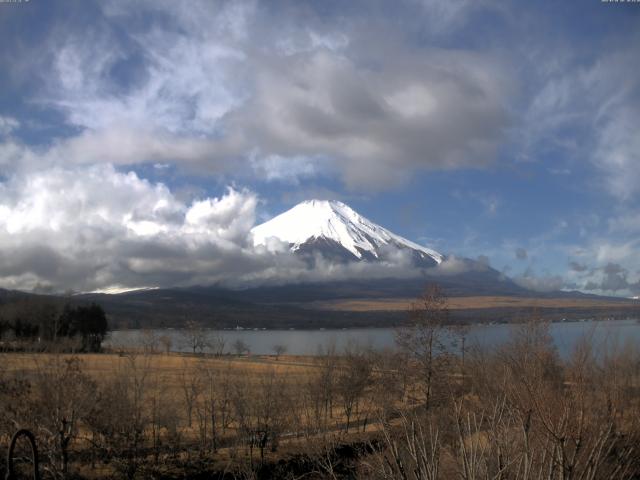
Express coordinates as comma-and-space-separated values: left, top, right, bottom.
4, 200, 638, 329
251, 199, 444, 266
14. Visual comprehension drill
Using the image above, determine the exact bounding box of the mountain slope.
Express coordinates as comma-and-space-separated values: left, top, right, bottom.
80, 281, 640, 330
251, 200, 443, 266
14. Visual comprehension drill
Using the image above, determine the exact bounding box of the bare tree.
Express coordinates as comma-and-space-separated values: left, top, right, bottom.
209, 331, 226, 356
194, 359, 233, 453
179, 363, 201, 427
0, 365, 33, 441
448, 320, 471, 378
147, 368, 180, 464
395, 283, 449, 409
251, 369, 293, 465
181, 320, 209, 354
369, 349, 408, 423
31, 356, 96, 478
233, 339, 249, 356
336, 345, 372, 433
365, 411, 441, 480
85, 353, 152, 479
272, 344, 287, 360
317, 341, 338, 428
141, 329, 159, 354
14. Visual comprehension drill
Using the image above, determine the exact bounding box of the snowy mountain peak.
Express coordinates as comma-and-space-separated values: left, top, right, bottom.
251, 200, 443, 265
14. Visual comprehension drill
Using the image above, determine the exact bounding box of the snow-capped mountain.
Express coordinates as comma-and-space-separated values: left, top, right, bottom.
251, 200, 443, 266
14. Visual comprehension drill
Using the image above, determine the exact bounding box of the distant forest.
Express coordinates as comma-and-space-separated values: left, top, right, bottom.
0, 296, 108, 352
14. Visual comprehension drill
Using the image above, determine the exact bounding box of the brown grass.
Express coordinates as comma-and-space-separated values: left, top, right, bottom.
311, 295, 638, 312
1, 352, 318, 432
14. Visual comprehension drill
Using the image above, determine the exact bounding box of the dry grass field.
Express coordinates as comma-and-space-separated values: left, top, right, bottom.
3, 311, 640, 479
1, 351, 316, 378
1, 350, 378, 478
311, 295, 639, 312
1, 352, 322, 431
2, 353, 385, 427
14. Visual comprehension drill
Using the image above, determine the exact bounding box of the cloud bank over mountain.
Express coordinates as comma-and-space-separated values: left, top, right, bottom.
0, 167, 471, 292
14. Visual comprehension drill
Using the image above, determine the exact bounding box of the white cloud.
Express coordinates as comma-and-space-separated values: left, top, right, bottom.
594, 106, 640, 200
184, 189, 257, 244
0, 165, 264, 291
0, 165, 434, 292
520, 46, 640, 200
428, 255, 491, 276
8, 0, 512, 191
0, 116, 20, 136
594, 241, 637, 265
413, 0, 499, 35
609, 211, 640, 234
564, 236, 640, 296
47, 6, 247, 136
0, 128, 235, 175
513, 273, 565, 293
249, 153, 325, 184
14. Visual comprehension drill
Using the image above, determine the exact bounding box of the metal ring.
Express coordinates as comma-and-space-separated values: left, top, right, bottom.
5, 429, 39, 480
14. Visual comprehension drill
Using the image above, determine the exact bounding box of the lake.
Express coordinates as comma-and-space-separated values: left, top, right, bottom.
106, 318, 640, 358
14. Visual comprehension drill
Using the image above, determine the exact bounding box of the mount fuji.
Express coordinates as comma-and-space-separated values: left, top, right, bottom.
251, 200, 443, 267
76, 200, 639, 329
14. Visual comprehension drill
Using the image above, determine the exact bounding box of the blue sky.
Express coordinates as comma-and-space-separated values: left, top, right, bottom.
0, 0, 639, 295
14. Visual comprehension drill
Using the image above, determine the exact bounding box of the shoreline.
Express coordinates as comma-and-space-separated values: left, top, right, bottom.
108, 313, 640, 332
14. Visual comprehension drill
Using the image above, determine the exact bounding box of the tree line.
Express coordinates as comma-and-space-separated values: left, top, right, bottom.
0, 297, 108, 352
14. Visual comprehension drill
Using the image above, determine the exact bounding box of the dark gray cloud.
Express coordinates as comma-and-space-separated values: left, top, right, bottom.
581, 262, 640, 294
426, 255, 491, 276
1, 0, 512, 191
515, 248, 528, 260
229, 48, 511, 189
513, 268, 565, 293
603, 263, 625, 276
569, 261, 588, 272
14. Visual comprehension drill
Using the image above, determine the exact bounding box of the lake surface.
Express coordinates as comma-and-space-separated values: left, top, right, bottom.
106, 318, 640, 358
